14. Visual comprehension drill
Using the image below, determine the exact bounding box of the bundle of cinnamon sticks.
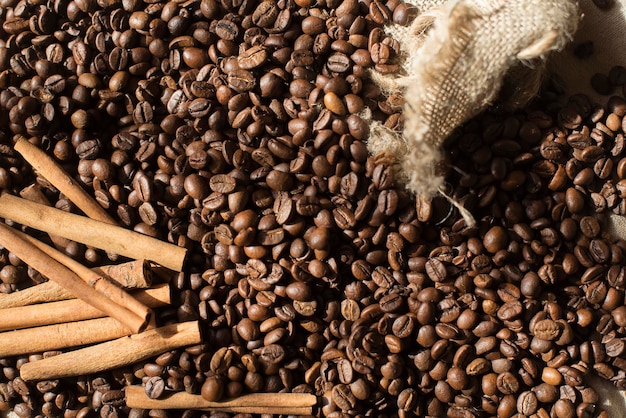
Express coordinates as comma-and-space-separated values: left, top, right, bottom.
0, 137, 318, 416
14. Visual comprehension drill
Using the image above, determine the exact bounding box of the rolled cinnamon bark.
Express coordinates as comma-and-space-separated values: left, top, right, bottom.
0, 317, 131, 357
124, 386, 317, 415
19, 321, 201, 381
0, 281, 74, 308
19, 184, 71, 250
14, 138, 118, 225
0, 223, 146, 333
0, 260, 153, 309
13, 229, 154, 329
0, 284, 170, 331
93, 260, 153, 289
0, 194, 187, 271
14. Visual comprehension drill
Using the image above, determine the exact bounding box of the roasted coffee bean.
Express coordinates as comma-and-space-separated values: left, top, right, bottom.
336, 358, 354, 384
517, 391, 538, 416
238, 45, 267, 70
425, 258, 447, 282
200, 376, 224, 402
496, 372, 520, 394
553, 399, 576, 418
533, 319, 561, 340
332, 384, 356, 411
144, 376, 165, 399
228, 69, 256, 92
379, 293, 403, 312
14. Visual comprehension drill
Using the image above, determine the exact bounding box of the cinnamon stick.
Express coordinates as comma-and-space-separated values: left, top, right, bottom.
124, 387, 317, 415
19, 184, 71, 250
0, 194, 187, 271
0, 223, 146, 333
19, 321, 201, 381
14, 137, 118, 225
0, 317, 131, 357
93, 260, 153, 289
0, 281, 74, 308
0, 260, 153, 309
13, 229, 154, 329
0, 284, 169, 331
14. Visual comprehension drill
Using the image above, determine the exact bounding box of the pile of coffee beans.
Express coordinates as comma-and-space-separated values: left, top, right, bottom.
0, 0, 626, 417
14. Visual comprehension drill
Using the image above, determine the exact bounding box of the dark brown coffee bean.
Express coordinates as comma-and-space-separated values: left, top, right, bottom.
368, 0, 392, 24
533, 382, 558, 404
337, 358, 354, 384
238, 45, 267, 70
391, 314, 416, 338
605, 337, 625, 357
285, 281, 311, 302
379, 293, 404, 313
533, 318, 560, 340
495, 300, 522, 321
586, 280, 608, 304
265, 169, 293, 191
495, 372, 519, 395
252, 0, 279, 27
101, 390, 124, 407
558, 365, 583, 386
331, 384, 356, 411
184, 174, 209, 200
580, 216, 601, 238
425, 258, 447, 282
552, 399, 576, 418
228, 69, 256, 92
301, 15, 325, 35
201, 376, 224, 402
517, 391, 538, 416
327, 52, 351, 73
466, 358, 490, 376
145, 376, 165, 399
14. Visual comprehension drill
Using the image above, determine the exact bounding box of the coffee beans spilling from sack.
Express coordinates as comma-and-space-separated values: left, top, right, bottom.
366, 0, 580, 201
0, 0, 625, 417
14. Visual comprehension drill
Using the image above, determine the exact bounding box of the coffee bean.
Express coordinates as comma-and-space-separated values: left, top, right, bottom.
228, 69, 256, 92
144, 376, 165, 399
327, 52, 351, 73
238, 45, 267, 70
336, 358, 354, 384
496, 372, 519, 394
200, 376, 224, 402
605, 337, 625, 357
466, 358, 490, 376
391, 314, 416, 338
331, 384, 356, 411
252, 0, 279, 27
517, 391, 538, 416
533, 319, 561, 340
394, 387, 416, 411
425, 258, 447, 282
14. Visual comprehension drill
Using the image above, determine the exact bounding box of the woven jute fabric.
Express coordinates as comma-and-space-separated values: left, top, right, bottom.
411, 0, 447, 13
367, 0, 581, 200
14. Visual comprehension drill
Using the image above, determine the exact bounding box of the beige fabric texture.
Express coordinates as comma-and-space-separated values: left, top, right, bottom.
367, 0, 580, 199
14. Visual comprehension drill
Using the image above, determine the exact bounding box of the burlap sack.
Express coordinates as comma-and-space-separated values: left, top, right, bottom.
367, 0, 581, 201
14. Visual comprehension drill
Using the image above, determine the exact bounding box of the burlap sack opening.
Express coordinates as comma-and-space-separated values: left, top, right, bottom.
366, 0, 581, 207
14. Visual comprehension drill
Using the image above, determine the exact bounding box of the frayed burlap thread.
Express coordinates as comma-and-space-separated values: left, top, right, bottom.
367, 0, 580, 200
